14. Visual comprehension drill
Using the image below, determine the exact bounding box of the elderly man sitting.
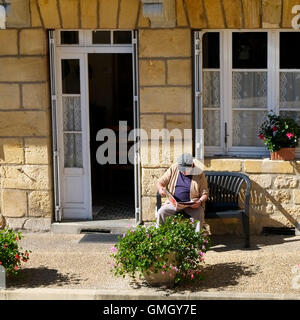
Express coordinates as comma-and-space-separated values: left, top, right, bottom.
156, 153, 209, 232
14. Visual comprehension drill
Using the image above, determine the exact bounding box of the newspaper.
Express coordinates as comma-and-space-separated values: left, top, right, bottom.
164, 188, 196, 211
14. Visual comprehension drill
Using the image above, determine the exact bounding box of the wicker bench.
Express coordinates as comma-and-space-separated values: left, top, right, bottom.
156, 171, 252, 248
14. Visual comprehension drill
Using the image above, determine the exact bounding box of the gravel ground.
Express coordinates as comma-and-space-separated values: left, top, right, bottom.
6, 232, 300, 295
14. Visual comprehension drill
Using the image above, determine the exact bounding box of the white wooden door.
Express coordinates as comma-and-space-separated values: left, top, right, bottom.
56, 53, 92, 220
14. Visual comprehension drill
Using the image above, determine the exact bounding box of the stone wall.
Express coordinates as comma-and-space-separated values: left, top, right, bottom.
32, 0, 150, 29
32, 0, 300, 30
0, 26, 52, 231
1, 0, 300, 233
139, 28, 194, 221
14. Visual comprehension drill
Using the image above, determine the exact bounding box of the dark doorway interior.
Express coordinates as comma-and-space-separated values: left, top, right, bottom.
88, 53, 135, 220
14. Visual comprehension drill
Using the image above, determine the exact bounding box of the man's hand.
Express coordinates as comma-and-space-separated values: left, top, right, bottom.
190, 194, 208, 208
190, 199, 202, 209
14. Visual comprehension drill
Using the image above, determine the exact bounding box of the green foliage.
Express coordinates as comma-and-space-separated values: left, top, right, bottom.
0, 227, 31, 276
258, 111, 300, 152
110, 215, 211, 284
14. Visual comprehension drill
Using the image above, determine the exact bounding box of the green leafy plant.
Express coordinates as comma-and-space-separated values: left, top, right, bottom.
0, 227, 31, 276
258, 111, 300, 152
110, 215, 211, 285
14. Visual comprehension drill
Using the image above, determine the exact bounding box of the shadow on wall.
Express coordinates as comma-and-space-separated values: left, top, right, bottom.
0, 143, 4, 161
248, 180, 298, 230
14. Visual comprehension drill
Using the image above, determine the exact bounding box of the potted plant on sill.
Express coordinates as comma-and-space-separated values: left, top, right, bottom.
258, 111, 300, 160
110, 215, 210, 287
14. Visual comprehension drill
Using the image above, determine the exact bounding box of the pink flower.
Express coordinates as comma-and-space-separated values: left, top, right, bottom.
191, 274, 194, 279
286, 132, 294, 139
118, 263, 122, 268
161, 271, 165, 275
190, 218, 194, 223
162, 265, 166, 269
272, 126, 278, 132
3, 244, 7, 249
202, 245, 206, 250
110, 246, 117, 253
14, 266, 19, 271
0, 261, 2, 265
122, 234, 126, 238
200, 252, 204, 257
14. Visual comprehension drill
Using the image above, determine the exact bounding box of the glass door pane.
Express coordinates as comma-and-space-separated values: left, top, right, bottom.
231, 32, 268, 147
61, 59, 83, 168
279, 32, 300, 128
202, 32, 221, 147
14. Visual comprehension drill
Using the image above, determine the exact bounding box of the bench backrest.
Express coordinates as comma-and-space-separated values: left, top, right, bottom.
204, 171, 251, 212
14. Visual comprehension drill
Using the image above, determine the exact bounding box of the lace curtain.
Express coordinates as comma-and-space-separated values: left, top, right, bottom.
232, 72, 267, 109
232, 72, 267, 146
63, 96, 83, 168
203, 71, 220, 146
280, 72, 300, 109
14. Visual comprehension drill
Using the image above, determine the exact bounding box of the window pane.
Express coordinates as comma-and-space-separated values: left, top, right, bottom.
61, 31, 79, 44
203, 32, 219, 69
280, 32, 300, 69
280, 72, 300, 109
61, 59, 80, 94
114, 31, 132, 44
232, 72, 267, 108
232, 110, 267, 146
203, 110, 220, 146
232, 32, 267, 69
63, 96, 81, 131
92, 31, 111, 44
203, 71, 220, 108
64, 133, 83, 168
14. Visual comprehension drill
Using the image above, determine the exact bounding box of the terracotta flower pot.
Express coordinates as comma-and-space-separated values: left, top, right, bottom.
143, 253, 177, 287
270, 148, 296, 160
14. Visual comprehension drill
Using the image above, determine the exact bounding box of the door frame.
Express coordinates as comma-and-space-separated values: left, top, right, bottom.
50, 30, 139, 222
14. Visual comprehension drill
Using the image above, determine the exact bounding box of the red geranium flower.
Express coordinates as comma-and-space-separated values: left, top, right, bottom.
258, 134, 264, 140
15, 254, 20, 260
272, 126, 278, 132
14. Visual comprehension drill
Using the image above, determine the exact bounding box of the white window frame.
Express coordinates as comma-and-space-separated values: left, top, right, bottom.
200, 29, 300, 158
55, 29, 133, 50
